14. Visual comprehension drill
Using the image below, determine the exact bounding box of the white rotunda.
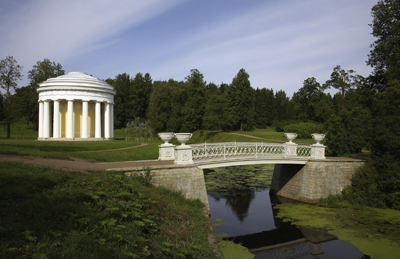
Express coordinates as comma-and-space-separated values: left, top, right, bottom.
37, 71, 116, 140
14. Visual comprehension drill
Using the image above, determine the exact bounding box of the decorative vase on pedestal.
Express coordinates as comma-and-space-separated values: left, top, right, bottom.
158, 132, 175, 161
284, 133, 298, 156
174, 133, 194, 165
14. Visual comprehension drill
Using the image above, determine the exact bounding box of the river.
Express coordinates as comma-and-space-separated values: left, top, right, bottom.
205, 165, 371, 259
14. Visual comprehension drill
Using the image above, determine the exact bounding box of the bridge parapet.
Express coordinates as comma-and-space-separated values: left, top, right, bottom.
158, 132, 326, 166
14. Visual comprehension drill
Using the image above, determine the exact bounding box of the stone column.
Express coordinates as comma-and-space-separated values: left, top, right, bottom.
43, 100, 50, 138
110, 103, 114, 139
67, 99, 74, 139
104, 102, 110, 139
82, 100, 89, 138
38, 101, 44, 139
95, 101, 101, 138
53, 100, 60, 138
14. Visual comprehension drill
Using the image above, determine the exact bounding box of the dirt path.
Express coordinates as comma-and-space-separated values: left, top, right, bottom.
51, 143, 149, 153
0, 154, 173, 173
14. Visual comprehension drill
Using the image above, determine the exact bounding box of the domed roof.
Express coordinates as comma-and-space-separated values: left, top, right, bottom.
37, 71, 115, 103
38, 71, 115, 92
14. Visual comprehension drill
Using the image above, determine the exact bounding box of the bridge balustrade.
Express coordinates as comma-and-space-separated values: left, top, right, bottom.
158, 132, 326, 166
191, 142, 312, 161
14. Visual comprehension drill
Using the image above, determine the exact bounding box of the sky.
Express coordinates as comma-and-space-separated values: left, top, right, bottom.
1, 0, 378, 97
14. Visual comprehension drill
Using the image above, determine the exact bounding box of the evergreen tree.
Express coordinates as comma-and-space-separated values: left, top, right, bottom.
324, 65, 357, 110
292, 77, 326, 122
203, 84, 230, 132
274, 90, 290, 122
229, 68, 255, 131
254, 88, 276, 128
181, 69, 205, 132
107, 73, 132, 129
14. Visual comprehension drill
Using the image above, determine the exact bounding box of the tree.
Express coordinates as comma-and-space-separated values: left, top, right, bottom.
367, 0, 400, 91
203, 85, 230, 133
106, 73, 132, 129
324, 65, 356, 110
292, 77, 326, 121
181, 69, 206, 132
229, 68, 255, 131
254, 88, 276, 128
28, 58, 64, 87
0, 56, 23, 138
13, 59, 65, 130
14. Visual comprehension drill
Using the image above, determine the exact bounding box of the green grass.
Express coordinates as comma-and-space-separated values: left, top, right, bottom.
232, 127, 325, 145
0, 124, 321, 162
0, 161, 217, 259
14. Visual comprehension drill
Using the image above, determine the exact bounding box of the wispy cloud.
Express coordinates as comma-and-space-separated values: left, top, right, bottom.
0, 0, 184, 77
1, 0, 376, 96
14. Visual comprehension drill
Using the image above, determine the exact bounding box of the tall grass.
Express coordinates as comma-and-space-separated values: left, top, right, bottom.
0, 161, 216, 259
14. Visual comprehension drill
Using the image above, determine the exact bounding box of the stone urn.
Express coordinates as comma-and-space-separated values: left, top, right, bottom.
175, 133, 192, 146
311, 133, 325, 145
284, 133, 297, 143
158, 132, 175, 145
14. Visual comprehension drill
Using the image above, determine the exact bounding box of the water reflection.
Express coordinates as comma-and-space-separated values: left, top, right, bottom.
208, 187, 370, 258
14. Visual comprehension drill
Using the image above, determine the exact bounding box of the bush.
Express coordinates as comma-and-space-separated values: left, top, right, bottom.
283, 122, 324, 139
271, 120, 302, 132
342, 160, 400, 210
324, 107, 370, 156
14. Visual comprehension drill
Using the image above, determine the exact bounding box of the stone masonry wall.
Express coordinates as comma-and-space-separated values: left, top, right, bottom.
114, 165, 210, 212
270, 158, 366, 203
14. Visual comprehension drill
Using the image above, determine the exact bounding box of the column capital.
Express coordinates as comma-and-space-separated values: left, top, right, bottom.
82, 99, 90, 102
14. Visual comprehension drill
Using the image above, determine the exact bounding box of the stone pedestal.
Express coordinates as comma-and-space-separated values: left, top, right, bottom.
285, 142, 298, 157
174, 145, 194, 165
311, 144, 325, 159
158, 144, 176, 161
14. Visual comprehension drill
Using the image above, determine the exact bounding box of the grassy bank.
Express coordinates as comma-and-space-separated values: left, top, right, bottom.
0, 161, 217, 259
276, 201, 400, 259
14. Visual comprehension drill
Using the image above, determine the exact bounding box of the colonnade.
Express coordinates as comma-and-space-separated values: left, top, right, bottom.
38, 99, 114, 140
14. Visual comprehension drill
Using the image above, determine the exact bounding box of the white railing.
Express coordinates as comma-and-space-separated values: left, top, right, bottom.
157, 132, 326, 166
191, 142, 314, 161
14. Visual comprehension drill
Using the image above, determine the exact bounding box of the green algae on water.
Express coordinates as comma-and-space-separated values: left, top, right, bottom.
275, 201, 400, 259
218, 240, 254, 259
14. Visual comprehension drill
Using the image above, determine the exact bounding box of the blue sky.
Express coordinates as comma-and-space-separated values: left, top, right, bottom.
1, 0, 377, 96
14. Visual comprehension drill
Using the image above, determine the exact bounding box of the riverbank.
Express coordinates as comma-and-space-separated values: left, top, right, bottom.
0, 161, 218, 258
276, 201, 400, 259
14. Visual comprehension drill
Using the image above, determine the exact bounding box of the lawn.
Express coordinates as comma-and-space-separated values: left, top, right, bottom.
0, 161, 217, 259
0, 123, 323, 162
232, 127, 325, 145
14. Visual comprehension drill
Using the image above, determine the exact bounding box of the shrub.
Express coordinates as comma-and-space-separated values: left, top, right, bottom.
324, 106, 370, 156
283, 122, 324, 139
272, 120, 302, 132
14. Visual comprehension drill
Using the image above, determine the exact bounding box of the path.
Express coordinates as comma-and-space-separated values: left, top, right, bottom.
0, 154, 173, 172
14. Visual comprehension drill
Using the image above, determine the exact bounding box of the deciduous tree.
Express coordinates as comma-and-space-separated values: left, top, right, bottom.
0, 56, 23, 138
367, 0, 400, 91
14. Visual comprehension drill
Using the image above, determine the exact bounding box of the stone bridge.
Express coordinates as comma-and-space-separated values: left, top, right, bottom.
158, 132, 326, 168
112, 133, 365, 209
